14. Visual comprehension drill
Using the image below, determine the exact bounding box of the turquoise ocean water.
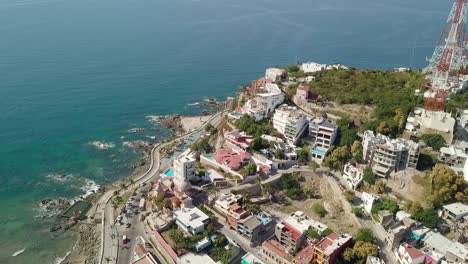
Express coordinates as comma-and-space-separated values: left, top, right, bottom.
0, 0, 450, 263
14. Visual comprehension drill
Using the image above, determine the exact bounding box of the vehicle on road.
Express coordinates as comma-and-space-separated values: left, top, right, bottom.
126, 223, 131, 228
122, 235, 129, 244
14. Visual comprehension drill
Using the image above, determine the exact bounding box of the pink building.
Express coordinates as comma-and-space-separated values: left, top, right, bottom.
312, 233, 352, 264
224, 130, 253, 152
394, 243, 436, 264
214, 148, 251, 171
249, 77, 272, 93
296, 85, 310, 100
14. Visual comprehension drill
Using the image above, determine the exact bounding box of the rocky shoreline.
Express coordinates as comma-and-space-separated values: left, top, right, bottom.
60, 224, 100, 264
54, 102, 227, 264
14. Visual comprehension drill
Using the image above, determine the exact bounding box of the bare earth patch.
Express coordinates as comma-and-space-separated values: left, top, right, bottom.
386, 169, 431, 208
264, 172, 361, 235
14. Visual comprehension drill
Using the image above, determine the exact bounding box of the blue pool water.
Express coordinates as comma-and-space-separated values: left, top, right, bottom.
164, 169, 174, 177
311, 147, 327, 155
0, 0, 450, 262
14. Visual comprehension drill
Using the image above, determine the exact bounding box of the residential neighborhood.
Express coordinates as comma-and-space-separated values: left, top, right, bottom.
117, 63, 468, 264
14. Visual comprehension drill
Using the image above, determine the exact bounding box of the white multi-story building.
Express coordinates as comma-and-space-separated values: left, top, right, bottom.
394, 243, 429, 264
404, 107, 456, 144
273, 104, 308, 145
363, 131, 420, 178
362, 192, 379, 214
342, 163, 364, 190
243, 83, 284, 121
173, 148, 197, 191
284, 210, 328, 234
439, 144, 468, 181
265, 68, 286, 81
173, 206, 210, 235
308, 116, 338, 163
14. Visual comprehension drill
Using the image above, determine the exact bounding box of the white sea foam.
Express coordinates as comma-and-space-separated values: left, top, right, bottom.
79, 179, 100, 199
52, 250, 71, 264
188, 102, 200, 106
145, 135, 156, 139
46, 173, 73, 183
127, 128, 145, 133
88, 141, 115, 150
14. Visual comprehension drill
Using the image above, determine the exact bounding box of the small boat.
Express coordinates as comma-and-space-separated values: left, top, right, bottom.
12, 248, 26, 257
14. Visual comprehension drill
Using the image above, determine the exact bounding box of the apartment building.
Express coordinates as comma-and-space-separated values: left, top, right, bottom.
224, 130, 254, 152
275, 211, 327, 254
311, 233, 352, 264
342, 163, 364, 190
265, 68, 287, 81
394, 243, 434, 264
173, 149, 197, 191
308, 116, 338, 163
439, 144, 468, 181
237, 215, 263, 243
363, 131, 420, 178
273, 104, 308, 145
243, 83, 285, 121
441, 202, 468, 234
173, 206, 210, 235
226, 203, 250, 230
404, 107, 456, 144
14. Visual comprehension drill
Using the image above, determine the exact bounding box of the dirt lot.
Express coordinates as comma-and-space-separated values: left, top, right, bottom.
295, 98, 374, 125
386, 169, 432, 208
263, 171, 361, 235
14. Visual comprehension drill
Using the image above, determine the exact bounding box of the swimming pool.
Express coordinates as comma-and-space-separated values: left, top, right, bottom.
311, 147, 327, 155
164, 169, 174, 177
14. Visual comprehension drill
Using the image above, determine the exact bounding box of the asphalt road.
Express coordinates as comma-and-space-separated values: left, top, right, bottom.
98, 111, 225, 264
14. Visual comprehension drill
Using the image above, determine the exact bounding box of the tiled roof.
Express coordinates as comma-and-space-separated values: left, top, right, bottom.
262, 240, 290, 258
282, 223, 302, 240
402, 243, 425, 259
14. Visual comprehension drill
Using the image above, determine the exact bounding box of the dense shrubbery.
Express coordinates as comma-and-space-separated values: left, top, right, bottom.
421, 134, 446, 150
309, 69, 425, 136
445, 90, 468, 113
191, 137, 213, 153
411, 209, 440, 229
371, 198, 399, 214
236, 115, 276, 137
430, 164, 468, 207
280, 172, 303, 199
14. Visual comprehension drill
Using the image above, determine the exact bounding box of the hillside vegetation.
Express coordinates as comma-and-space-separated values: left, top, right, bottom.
308, 69, 425, 135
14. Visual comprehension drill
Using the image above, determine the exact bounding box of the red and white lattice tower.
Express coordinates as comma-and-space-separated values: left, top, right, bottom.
426, 0, 468, 91
424, 89, 446, 111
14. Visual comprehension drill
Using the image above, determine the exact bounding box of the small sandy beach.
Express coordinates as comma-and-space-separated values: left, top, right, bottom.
180, 115, 212, 132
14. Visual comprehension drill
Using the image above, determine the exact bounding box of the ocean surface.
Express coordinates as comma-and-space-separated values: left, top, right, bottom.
0, 0, 451, 263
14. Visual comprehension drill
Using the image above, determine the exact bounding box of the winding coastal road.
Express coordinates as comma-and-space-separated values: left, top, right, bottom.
97, 111, 225, 264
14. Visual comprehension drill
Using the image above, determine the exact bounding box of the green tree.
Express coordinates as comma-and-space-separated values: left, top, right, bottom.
375, 180, 387, 194
344, 241, 378, 262
362, 167, 376, 185
323, 146, 350, 170
241, 163, 257, 176
430, 164, 468, 207
336, 117, 358, 147
421, 134, 446, 150
351, 140, 363, 163
192, 138, 213, 153
313, 203, 328, 217
297, 146, 310, 162
411, 209, 440, 229
352, 207, 365, 217
355, 228, 375, 243
274, 148, 285, 159
250, 137, 269, 151
344, 190, 355, 202
168, 229, 186, 250
371, 199, 399, 214
280, 172, 303, 200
